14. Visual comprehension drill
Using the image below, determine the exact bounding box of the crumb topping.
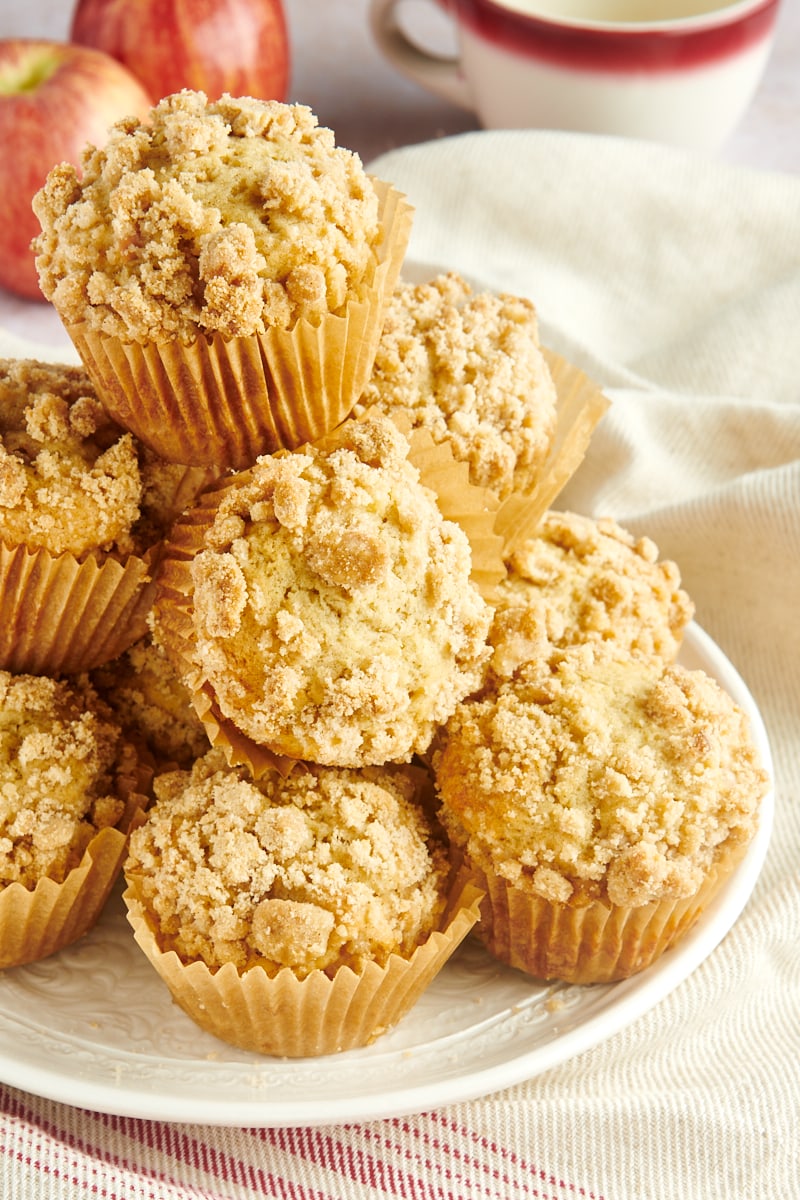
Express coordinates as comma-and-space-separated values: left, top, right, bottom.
487, 510, 695, 679
354, 273, 557, 498
126, 749, 449, 976
0, 671, 127, 889
91, 635, 209, 768
0, 358, 209, 557
32, 91, 381, 341
160, 417, 492, 766
434, 643, 768, 907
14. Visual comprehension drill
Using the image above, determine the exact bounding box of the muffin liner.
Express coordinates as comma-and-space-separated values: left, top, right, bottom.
62, 179, 414, 469
152, 419, 507, 777
491, 348, 611, 559
122, 876, 483, 1056
460, 839, 750, 985
0, 761, 150, 970
0, 540, 159, 675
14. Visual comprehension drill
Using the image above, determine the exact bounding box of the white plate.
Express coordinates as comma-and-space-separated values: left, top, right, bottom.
0, 622, 773, 1128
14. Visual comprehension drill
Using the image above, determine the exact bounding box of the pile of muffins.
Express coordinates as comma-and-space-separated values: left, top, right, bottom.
0, 90, 769, 1057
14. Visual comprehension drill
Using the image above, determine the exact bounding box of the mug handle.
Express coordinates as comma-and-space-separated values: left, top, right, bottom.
368, 0, 474, 111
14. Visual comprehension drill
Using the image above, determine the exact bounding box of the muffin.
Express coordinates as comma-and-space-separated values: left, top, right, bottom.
32, 90, 413, 469
0, 670, 149, 968
355, 272, 558, 501
123, 749, 481, 1055
486, 510, 694, 682
434, 641, 769, 983
90, 635, 210, 771
152, 417, 493, 770
0, 357, 211, 674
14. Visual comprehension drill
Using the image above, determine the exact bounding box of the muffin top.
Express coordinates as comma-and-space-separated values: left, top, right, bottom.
32, 90, 381, 342
159, 417, 492, 767
434, 642, 768, 908
0, 671, 130, 889
354, 273, 557, 499
126, 749, 450, 976
487, 510, 694, 680
91, 635, 209, 769
0, 357, 210, 558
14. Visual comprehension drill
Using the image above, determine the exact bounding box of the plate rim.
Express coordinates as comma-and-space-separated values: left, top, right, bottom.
0, 621, 774, 1127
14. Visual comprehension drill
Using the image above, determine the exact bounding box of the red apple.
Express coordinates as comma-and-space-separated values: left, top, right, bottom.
0, 39, 151, 301
70, 0, 290, 106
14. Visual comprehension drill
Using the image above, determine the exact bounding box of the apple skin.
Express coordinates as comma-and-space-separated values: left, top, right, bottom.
0, 39, 151, 301
70, 0, 290, 106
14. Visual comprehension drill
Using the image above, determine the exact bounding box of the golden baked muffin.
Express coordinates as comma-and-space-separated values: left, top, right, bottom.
153, 417, 493, 769
123, 749, 481, 1054
0, 357, 211, 674
434, 641, 769, 983
91, 635, 209, 770
486, 510, 694, 681
0, 670, 149, 968
32, 90, 412, 468
355, 273, 558, 501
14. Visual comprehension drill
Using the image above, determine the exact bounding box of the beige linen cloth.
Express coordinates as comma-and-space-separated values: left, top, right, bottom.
0, 131, 798, 1199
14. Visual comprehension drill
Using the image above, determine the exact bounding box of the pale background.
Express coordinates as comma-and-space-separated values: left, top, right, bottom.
0, 0, 798, 168
1, 0, 798, 346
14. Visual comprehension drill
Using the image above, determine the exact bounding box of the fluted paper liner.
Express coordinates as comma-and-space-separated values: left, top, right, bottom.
123, 878, 483, 1056
0, 540, 159, 675
492, 348, 611, 560
0, 769, 149, 970
459, 839, 750, 985
62, 180, 414, 469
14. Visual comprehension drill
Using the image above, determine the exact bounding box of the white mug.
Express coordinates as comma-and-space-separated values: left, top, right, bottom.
369, 0, 781, 150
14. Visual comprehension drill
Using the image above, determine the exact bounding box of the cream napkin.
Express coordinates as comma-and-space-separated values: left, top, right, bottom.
0, 131, 798, 1200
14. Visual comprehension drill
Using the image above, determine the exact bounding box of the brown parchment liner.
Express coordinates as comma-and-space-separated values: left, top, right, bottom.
61, 179, 414, 470
122, 876, 483, 1056
0, 758, 151, 970
489, 347, 611, 563
0, 456, 215, 676
0, 541, 159, 676
456, 837, 751, 985
152, 419, 508, 778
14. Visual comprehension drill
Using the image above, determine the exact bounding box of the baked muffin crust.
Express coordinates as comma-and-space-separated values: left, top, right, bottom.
0, 671, 128, 889
355, 273, 557, 499
435, 643, 768, 908
164, 417, 492, 766
488, 510, 694, 679
126, 749, 449, 977
0, 357, 209, 558
91, 635, 209, 769
33, 91, 381, 341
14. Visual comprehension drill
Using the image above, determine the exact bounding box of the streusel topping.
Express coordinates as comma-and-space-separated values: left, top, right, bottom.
355, 273, 557, 499
126, 750, 449, 976
32, 91, 381, 341
0, 671, 128, 889
0, 357, 141, 556
162, 417, 492, 766
487, 510, 694, 679
435, 643, 767, 908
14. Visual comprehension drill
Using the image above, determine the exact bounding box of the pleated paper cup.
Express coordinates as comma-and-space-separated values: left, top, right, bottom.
0, 766, 149, 970
0, 540, 160, 676
123, 877, 482, 1056
62, 180, 413, 470
491, 348, 612, 561
459, 840, 750, 985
